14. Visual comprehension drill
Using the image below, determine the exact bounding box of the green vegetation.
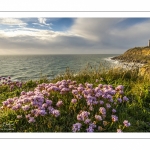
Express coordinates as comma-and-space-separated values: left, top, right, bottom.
0, 64, 150, 132
112, 46, 150, 64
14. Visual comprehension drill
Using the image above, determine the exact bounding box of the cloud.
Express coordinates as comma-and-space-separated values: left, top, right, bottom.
0, 18, 27, 26
1, 18, 150, 55
38, 18, 52, 26
70, 18, 150, 50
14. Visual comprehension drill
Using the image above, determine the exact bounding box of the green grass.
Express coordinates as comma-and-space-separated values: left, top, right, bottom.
0, 65, 150, 132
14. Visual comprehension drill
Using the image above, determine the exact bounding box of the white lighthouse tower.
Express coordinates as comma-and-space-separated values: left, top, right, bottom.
148, 40, 150, 47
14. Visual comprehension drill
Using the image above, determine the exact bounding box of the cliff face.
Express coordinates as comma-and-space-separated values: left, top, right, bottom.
112, 46, 150, 77
112, 46, 150, 64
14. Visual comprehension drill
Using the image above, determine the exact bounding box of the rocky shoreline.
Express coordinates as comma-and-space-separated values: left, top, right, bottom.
111, 46, 150, 77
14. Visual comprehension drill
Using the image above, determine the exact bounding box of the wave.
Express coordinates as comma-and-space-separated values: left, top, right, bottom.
104, 56, 144, 70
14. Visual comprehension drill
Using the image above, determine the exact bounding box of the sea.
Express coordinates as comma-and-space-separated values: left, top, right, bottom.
0, 54, 121, 81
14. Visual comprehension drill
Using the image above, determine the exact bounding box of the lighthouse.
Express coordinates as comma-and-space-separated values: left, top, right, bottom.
148, 40, 150, 47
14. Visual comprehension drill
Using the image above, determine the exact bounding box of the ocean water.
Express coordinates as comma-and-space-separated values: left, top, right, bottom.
0, 54, 119, 81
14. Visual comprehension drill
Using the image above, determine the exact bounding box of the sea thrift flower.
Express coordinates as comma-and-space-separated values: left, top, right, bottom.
71, 98, 77, 104
84, 118, 91, 124
123, 96, 129, 102
72, 90, 78, 95
89, 122, 97, 129
106, 103, 111, 109
89, 105, 93, 111
17, 115, 22, 119
26, 114, 31, 119
42, 103, 48, 108
112, 109, 117, 113
117, 98, 122, 103
77, 87, 84, 92
56, 100, 63, 107
117, 129, 122, 133
95, 115, 102, 121
123, 120, 131, 127
109, 99, 114, 103
86, 126, 94, 132
48, 106, 55, 114
77, 111, 90, 121
2, 101, 8, 106
52, 110, 60, 117
46, 100, 52, 105
72, 123, 82, 132
116, 85, 124, 91
86, 83, 93, 89
28, 117, 36, 123
98, 84, 103, 88
99, 100, 104, 105
95, 92, 102, 98
76, 94, 82, 99
99, 107, 106, 115
21, 91, 26, 95
22, 105, 30, 111
12, 106, 18, 110
111, 115, 118, 122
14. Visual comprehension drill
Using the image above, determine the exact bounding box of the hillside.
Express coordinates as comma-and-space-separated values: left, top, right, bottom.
112, 46, 150, 64
111, 46, 150, 77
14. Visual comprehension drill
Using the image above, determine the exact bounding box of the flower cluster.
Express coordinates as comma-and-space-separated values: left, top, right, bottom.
0, 76, 23, 90
1, 79, 130, 132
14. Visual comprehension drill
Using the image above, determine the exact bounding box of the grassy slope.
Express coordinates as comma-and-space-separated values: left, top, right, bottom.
0, 66, 150, 132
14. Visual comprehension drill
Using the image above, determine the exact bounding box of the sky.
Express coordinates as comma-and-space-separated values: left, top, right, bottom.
0, 18, 150, 55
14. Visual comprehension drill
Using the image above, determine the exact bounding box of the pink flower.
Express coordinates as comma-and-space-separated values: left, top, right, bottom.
17, 115, 22, 119
46, 100, 52, 105
28, 117, 36, 123
123, 120, 131, 127
99, 100, 104, 105
117, 129, 122, 133
77, 87, 84, 92
21, 91, 26, 95
39, 109, 47, 116
84, 118, 91, 124
26, 114, 31, 118
77, 111, 90, 121
116, 85, 124, 91
123, 96, 129, 102
106, 103, 111, 109
72, 90, 78, 95
42, 103, 48, 108
95, 115, 102, 121
22, 105, 30, 111
86, 83, 93, 89
56, 100, 63, 107
72, 123, 82, 132
111, 115, 118, 122
117, 98, 122, 103
2, 101, 8, 106
112, 109, 116, 113
71, 98, 77, 104
52, 110, 60, 117
99, 107, 106, 115
86, 126, 94, 132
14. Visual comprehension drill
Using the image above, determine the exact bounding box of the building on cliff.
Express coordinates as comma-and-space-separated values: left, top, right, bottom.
148, 40, 150, 47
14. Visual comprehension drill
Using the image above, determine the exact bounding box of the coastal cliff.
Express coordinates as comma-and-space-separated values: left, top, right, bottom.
111, 46, 150, 77
112, 46, 150, 64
